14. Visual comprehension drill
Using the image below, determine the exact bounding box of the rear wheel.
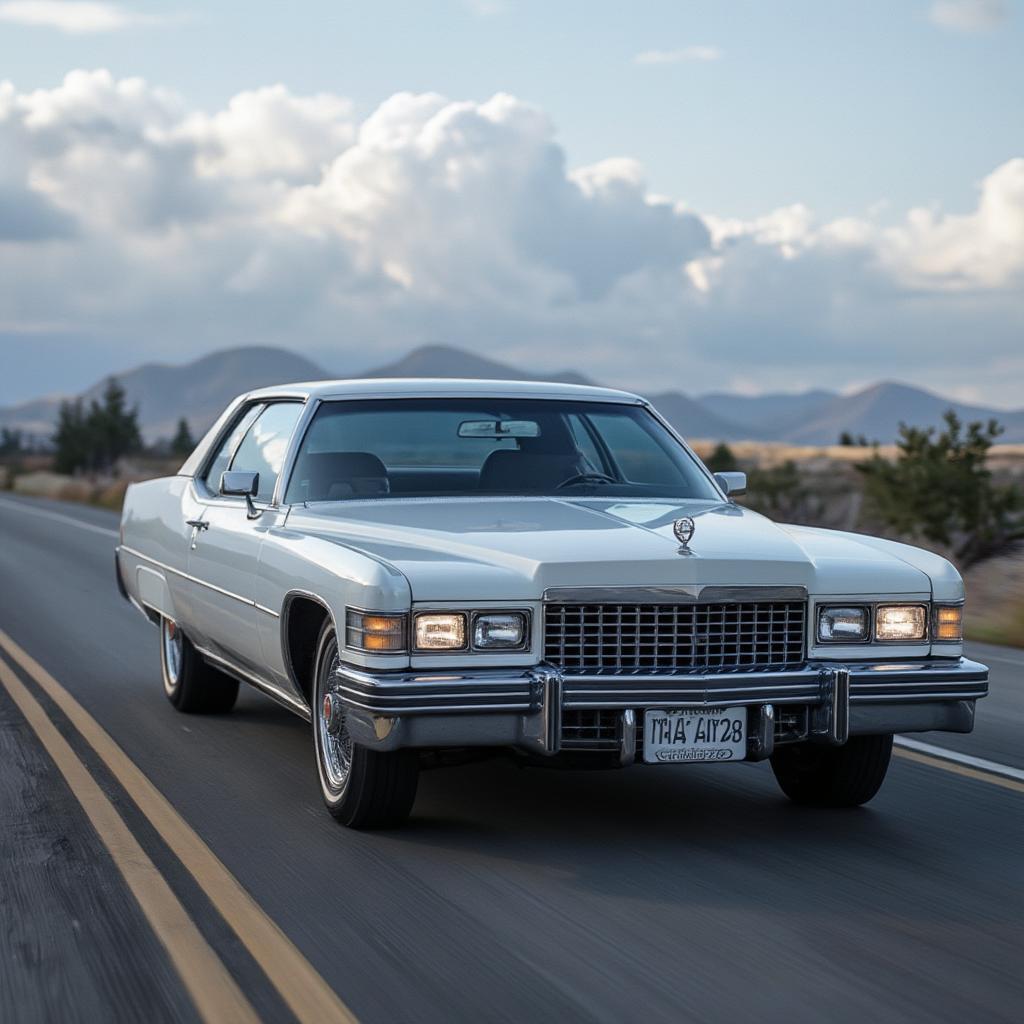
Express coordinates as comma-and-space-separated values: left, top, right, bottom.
312, 622, 418, 829
770, 734, 893, 807
160, 617, 238, 713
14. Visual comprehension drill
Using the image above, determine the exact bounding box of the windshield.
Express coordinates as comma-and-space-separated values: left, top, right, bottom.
283, 398, 720, 503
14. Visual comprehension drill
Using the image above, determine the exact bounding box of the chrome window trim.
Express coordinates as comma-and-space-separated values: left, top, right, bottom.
193, 396, 309, 507
194, 400, 266, 495
642, 399, 730, 502
273, 397, 321, 507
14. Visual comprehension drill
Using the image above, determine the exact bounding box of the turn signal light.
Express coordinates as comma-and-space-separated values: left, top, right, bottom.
934, 605, 964, 642
346, 610, 407, 652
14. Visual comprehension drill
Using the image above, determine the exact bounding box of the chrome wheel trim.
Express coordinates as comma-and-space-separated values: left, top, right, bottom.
163, 619, 183, 689
317, 646, 353, 793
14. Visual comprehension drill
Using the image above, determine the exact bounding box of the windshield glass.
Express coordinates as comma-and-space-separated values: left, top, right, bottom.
284, 398, 719, 503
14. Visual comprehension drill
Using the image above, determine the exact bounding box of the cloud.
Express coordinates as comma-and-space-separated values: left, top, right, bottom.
0, 70, 1022, 405
634, 46, 722, 65
0, 1, 175, 33
929, 0, 1008, 32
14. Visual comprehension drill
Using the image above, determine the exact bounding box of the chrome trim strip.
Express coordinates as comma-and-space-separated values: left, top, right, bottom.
542, 585, 808, 604
119, 545, 266, 613
194, 644, 310, 719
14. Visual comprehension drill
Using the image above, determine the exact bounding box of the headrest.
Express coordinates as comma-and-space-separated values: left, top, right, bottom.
298, 451, 389, 500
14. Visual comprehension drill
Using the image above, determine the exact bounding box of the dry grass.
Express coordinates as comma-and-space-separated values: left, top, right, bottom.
11, 470, 132, 514
964, 545, 1024, 649
689, 439, 1024, 470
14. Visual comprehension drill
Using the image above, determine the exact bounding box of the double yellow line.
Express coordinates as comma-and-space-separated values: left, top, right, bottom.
0, 628, 357, 1024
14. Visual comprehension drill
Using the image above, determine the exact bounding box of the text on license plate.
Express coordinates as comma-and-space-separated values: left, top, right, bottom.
643, 707, 747, 764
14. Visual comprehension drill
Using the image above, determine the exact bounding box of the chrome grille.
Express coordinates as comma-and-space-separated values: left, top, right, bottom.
544, 601, 806, 676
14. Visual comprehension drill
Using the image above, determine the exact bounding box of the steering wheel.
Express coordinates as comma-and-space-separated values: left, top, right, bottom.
556, 472, 617, 489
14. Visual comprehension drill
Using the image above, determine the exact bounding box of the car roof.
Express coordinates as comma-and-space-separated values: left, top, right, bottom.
243, 377, 646, 405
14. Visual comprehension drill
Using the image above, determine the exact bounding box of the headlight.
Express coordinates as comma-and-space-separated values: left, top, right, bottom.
818, 606, 869, 643
934, 605, 964, 642
473, 612, 527, 649
414, 613, 467, 651
346, 610, 407, 652
875, 605, 927, 642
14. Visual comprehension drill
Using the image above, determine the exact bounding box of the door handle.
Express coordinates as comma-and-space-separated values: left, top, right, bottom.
186, 519, 209, 531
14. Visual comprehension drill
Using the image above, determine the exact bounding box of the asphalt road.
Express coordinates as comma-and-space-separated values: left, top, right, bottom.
1, 493, 1021, 1024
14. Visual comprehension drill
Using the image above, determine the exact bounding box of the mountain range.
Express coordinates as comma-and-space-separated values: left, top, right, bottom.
2, 343, 1022, 445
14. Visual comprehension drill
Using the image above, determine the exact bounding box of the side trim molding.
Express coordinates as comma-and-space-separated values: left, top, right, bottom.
119, 545, 279, 618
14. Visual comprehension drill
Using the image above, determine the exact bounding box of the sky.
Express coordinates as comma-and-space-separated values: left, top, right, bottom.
0, 0, 1022, 407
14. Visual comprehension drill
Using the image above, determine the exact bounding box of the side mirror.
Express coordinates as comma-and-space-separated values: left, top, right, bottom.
220, 470, 261, 518
715, 471, 747, 497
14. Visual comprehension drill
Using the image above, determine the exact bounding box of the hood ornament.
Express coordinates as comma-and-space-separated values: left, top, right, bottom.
673, 516, 695, 547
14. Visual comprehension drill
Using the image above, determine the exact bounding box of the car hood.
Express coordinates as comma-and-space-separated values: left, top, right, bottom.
285, 497, 935, 601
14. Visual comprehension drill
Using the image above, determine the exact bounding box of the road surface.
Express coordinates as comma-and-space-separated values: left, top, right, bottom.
1, 493, 1021, 1023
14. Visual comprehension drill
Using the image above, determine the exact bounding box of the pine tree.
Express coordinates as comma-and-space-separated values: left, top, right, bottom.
857, 411, 1023, 566
170, 418, 195, 457
53, 399, 90, 474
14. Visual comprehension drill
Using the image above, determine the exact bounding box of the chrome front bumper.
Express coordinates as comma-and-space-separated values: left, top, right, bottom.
335, 657, 988, 759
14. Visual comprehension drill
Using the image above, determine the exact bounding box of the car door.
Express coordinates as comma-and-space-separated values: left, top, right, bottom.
185, 400, 304, 672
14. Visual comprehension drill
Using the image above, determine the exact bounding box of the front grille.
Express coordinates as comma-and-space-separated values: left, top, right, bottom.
561, 709, 621, 750
545, 601, 806, 676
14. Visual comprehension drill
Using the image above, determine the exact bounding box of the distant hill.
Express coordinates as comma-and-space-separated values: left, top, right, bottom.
698, 389, 837, 434
1, 343, 1021, 445
783, 382, 1024, 445
645, 391, 749, 441
365, 343, 594, 386
0, 346, 328, 443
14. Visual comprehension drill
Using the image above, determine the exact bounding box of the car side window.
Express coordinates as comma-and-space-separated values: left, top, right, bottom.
227, 402, 304, 502
203, 403, 264, 492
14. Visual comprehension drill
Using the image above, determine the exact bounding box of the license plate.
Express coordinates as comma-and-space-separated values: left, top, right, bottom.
643, 707, 747, 764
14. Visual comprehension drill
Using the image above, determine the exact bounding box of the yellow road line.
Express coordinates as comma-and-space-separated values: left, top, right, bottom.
0, 628, 358, 1024
0, 656, 261, 1024
894, 747, 1024, 795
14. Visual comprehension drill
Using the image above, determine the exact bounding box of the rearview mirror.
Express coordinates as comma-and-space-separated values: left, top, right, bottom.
458, 420, 540, 439
220, 470, 262, 519
715, 471, 747, 497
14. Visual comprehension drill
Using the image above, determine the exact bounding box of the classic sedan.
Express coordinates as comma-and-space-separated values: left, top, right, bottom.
116, 379, 989, 827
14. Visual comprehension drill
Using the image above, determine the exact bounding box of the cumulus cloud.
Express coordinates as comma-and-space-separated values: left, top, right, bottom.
0, 69, 1022, 404
929, 0, 1009, 32
0, 1, 175, 33
634, 46, 722, 65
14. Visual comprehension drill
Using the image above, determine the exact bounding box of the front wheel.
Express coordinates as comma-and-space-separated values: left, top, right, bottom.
160, 616, 238, 713
770, 734, 893, 807
312, 622, 419, 829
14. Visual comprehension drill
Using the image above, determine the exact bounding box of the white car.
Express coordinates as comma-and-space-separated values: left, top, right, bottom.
116, 379, 989, 827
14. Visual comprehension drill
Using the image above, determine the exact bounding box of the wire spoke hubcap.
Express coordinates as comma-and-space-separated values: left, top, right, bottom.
318, 652, 352, 790
163, 620, 183, 685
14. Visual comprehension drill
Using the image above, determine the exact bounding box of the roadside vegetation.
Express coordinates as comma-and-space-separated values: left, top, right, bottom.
0, 378, 189, 509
